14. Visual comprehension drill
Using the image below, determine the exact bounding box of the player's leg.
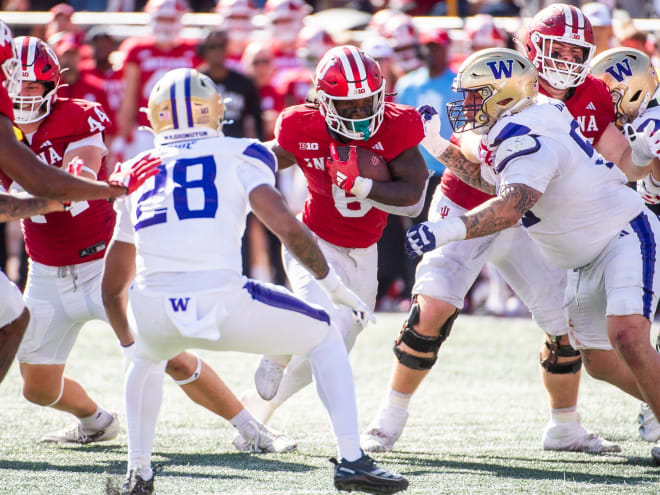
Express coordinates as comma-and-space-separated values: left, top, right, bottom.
18, 260, 118, 444
0, 271, 29, 384
362, 197, 491, 452
493, 227, 618, 453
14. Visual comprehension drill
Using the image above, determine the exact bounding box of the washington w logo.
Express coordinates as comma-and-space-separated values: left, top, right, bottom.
486, 60, 514, 79
605, 58, 632, 82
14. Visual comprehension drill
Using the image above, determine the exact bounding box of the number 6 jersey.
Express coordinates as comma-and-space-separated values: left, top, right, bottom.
275, 102, 424, 248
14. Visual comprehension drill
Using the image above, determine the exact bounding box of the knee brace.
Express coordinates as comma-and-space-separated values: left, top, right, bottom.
393, 300, 459, 371
540, 334, 582, 374
173, 353, 202, 386
44, 377, 64, 408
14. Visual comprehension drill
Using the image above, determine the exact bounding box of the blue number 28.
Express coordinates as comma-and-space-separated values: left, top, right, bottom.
135, 155, 218, 231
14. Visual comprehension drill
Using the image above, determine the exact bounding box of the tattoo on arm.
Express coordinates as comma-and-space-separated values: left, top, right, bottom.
286, 228, 328, 278
440, 145, 496, 195
0, 196, 55, 223
460, 183, 541, 239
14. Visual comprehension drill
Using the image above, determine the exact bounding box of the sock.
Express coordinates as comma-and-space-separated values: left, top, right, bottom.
550, 406, 578, 423
385, 389, 412, 412
230, 408, 258, 440
79, 407, 113, 433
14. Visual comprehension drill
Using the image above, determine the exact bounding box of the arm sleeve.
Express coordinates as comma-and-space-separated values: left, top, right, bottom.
112, 197, 135, 244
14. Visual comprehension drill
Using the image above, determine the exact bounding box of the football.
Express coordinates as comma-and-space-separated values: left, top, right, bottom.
335, 145, 391, 182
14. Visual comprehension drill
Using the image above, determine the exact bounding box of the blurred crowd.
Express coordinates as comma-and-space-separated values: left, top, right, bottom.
2, 0, 660, 313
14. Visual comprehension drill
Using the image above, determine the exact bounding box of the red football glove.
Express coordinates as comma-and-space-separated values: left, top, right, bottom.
66, 157, 84, 176
109, 153, 163, 194
327, 143, 359, 194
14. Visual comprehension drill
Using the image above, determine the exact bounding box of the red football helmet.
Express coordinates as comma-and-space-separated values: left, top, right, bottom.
0, 21, 20, 100
216, 0, 257, 43
264, 0, 311, 45
13, 36, 61, 124
296, 26, 335, 67
145, 0, 189, 43
525, 3, 595, 90
382, 14, 422, 73
314, 45, 385, 141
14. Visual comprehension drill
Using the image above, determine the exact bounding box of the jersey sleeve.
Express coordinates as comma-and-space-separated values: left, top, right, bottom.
237, 141, 277, 193
112, 196, 135, 244
591, 78, 615, 144
390, 106, 425, 155
495, 136, 560, 194
274, 107, 298, 155
65, 132, 108, 155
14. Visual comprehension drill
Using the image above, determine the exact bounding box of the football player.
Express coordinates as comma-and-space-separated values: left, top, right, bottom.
0, 22, 157, 387
410, 47, 660, 464
591, 47, 660, 444
112, 68, 408, 495
360, 4, 657, 455
114, 0, 200, 163
243, 45, 429, 437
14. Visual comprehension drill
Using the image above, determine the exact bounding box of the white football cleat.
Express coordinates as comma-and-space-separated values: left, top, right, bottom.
638, 402, 660, 442
232, 420, 297, 453
254, 357, 285, 401
40, 412, 120, 444
542, 416, 620, 454
360, 408, 408, 453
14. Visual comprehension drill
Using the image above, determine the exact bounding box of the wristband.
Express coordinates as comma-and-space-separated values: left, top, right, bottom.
316, 265, 341, 293
429, 217, 467, 244
350, 177, 373, 199
79, 165, 97, 178
421, 133, 451, 158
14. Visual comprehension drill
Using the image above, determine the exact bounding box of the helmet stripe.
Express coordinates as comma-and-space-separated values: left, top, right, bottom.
336, 47, 358, 92
562, 6, 573, 37
346, 45, 366, 88
169, 81, 179, 129
184, 69, 193, 128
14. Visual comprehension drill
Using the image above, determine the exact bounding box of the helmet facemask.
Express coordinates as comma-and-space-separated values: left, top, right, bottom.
14, 81, 58, 124
1, 56, 20, 99
531, 34, 594, 90
318, 82, 385, 141
447, 85, 493, 134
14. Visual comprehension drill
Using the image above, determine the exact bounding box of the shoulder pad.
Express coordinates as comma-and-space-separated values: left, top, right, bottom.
493, 135, 540, 174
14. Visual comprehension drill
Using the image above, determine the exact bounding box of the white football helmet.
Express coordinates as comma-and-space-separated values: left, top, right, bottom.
263, 0, 311, 45
147, 68, 225, 136
145, 0, 188, 43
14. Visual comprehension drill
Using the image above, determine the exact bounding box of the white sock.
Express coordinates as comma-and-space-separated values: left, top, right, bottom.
230, 408, 258, 439
384, 389, 411, 413
79, 407, 112, 433
551, 406, 578, 423
126, 356, 166, 478
308, 328, 361, 462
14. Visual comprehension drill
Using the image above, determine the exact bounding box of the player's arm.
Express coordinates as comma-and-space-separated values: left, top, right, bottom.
101, 238, 136, 347
62, 143, 106, 180
595, 121, 651, 181
0, 191, 64, 222
115, 62, 140, 145
367, 145, 429, 207
265, 139, 297, 170
0, 115, 127, 200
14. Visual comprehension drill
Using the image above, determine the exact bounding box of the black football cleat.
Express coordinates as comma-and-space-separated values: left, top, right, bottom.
331, 452, 408, 494
652, 446, 660, 466
121, 469, 155, 495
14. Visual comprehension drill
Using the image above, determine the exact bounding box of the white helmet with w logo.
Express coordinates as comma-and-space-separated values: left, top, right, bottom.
591, 47, 658, 128
447, 48, 538, 134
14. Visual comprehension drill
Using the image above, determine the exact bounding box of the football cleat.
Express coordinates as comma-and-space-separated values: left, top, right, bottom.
232, 420, 297, 453
638, 402, 660, 442
40, 412, 119, 444
542, 417, 620, 454
331, 452, 409, 494
121, 468, 156, 495
361, 408, 408, 453
254, 357, 286, 401
652, 446, 660, 466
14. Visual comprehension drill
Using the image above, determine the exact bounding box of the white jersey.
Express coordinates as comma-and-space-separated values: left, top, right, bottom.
113, 128, 277, 285
483, 96, 644, 269
631, 90, 660, 136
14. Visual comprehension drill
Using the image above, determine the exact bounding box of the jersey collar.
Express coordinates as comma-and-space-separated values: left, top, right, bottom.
155, 127, 220, 146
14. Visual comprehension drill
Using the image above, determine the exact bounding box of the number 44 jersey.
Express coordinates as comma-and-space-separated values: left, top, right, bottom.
113, 130, 277, 280
276, 102, 425, 249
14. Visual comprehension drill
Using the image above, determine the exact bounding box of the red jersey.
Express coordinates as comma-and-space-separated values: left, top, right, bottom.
276, 67, 313, 106
442, 73, 616, 210
0, 98, 115, 266
0, 85, 14, 121
57, 74, 116, 136
119, 37, 201, 127
80, 62, 125, 130
276, 102, 424, 248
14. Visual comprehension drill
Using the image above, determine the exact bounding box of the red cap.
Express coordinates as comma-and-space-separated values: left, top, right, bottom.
419, 28, 449, 46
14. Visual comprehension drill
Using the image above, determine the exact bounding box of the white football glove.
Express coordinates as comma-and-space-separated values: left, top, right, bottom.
637, 173, 660, 205
317, 266, 376, 326
625, 122, 660, 167
417, 105, 451, 158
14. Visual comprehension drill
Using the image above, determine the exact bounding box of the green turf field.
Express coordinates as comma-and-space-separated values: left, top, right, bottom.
0, 314, 658, 494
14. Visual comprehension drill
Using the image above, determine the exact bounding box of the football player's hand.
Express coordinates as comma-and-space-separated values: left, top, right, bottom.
317, 266, 376, 326
109, 153, 163, 194
405, 218, 467, 259
327, 143, 359, 194
625, 122, 660, 167
417, 104, 450, 157
637, 173, 660, 205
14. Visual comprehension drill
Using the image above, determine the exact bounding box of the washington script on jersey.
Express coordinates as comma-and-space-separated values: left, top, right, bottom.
156, 128, 218, 143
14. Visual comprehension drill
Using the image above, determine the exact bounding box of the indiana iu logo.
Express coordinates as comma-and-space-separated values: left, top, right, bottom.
439, 206, 450, 219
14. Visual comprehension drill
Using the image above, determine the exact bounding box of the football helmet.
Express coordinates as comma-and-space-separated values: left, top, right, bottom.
382, 14, 422, 73
264, 0, 311, 45
591, 47, 659, 128
367, 9, 405, 36
0, 21, 21, 100
216, 0, 257, 43
13, 36, 61, 124
447, 48, 538, 134
466, 14, 508, 49
314, 45, 385, 141
296, 26, 335, 67
145, 0, 188, 43
525, 3, 595, 90
147, 68, 224, 135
